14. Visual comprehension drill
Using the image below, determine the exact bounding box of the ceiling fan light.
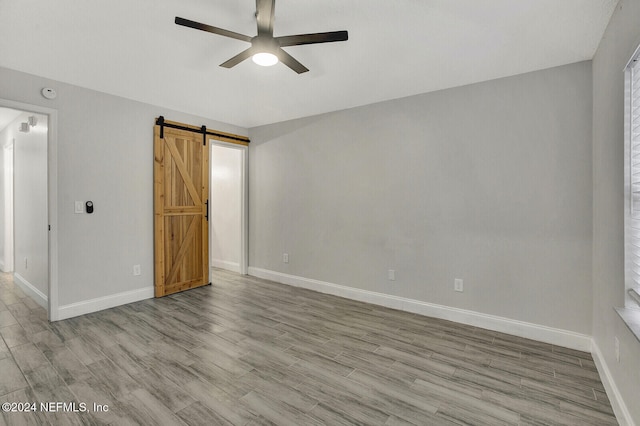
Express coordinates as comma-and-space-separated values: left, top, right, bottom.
252, 52, 278, 67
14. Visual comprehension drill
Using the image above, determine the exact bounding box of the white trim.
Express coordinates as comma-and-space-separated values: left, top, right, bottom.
624, 57, 639, 309
591, 341, 635, 426
240, 145, 248, 275
248, 267, 593, 351
13, 272, 47, 309
629, 287, 640, 307
624, 42, 640, 71
47, 108, 59, 320
211, 260, 241, 273
0, 98, 58, 321
56, 287, 153, 320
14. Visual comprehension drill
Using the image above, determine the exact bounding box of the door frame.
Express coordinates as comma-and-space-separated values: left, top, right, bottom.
209, 140, 248, 280
0, 98, 58, 320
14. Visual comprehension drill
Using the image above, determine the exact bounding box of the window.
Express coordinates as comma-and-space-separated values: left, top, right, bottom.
624, 49, 640, 309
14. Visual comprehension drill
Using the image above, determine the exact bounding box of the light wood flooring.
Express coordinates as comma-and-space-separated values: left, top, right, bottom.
0, 270, 618, 425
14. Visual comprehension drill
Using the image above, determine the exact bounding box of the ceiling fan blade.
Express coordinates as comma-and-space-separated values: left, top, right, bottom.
256, 0, 275, 36
276, 48, 309, 74
220, 47, 255, 68
175, 17, 252, 43
276, 31, 348, 47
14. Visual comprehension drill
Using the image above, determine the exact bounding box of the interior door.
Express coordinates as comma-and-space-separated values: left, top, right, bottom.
154, 124, 209, 297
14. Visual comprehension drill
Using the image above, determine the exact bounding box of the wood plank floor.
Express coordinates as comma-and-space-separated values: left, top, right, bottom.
0, 270, 618, 425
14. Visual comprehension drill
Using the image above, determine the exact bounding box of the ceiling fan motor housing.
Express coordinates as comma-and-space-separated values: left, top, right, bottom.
252, 36, 280, 54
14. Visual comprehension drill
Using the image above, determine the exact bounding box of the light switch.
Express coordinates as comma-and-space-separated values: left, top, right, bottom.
74, 201, 84, 214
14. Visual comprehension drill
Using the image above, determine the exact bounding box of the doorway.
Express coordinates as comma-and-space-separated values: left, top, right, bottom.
0, 100, 58, 319
3, 142, 14, 273
209, 141, 248, 278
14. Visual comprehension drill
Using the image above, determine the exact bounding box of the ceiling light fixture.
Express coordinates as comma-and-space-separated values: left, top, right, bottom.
252, 52, 278, 67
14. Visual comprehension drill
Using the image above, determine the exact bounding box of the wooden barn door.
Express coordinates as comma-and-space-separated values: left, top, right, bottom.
154, 124, 209, 297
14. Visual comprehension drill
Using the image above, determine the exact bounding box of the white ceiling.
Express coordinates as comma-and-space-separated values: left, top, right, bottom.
0, 0, 617, 128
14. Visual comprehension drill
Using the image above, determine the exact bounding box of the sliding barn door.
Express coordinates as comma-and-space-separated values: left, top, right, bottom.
154, 125, 209, 297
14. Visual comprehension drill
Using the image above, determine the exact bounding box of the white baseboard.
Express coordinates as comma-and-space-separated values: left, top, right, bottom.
211, 259, 241, 273
13, 273, 48, 309
591, 341, 635, 426
56, 287, 154, 320
248, 267, 592, 352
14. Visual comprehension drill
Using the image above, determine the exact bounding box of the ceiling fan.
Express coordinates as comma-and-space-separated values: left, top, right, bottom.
175, 0, 348, 74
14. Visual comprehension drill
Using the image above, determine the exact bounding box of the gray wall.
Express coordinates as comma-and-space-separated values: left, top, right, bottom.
592, 0, 640, 421
0, 66, 247, 308
249, 61, 593, 334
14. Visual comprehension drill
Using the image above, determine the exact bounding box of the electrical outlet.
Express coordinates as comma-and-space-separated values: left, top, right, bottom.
454, 278, 463, 292
388, 269, 395, 281
283, 253, 289, 263
133, 264, 141, 276
615, 336, 620, 362
74, 201, 84, 214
